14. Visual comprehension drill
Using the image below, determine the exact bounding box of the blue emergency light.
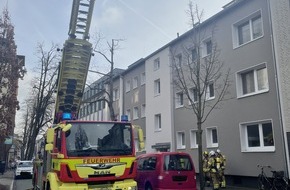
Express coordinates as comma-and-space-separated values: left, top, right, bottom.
62, 113, 72, 120
121, 115, 128, 122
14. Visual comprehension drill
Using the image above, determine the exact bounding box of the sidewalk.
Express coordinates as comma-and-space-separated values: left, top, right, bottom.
0, 170, 14, 190
196, 180, 257, 190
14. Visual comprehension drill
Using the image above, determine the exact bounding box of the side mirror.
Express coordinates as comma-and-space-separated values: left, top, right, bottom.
137, 128, 145, 151
62, 124, 72, 132
46, 128, 54, 144
45, 144, 53, 151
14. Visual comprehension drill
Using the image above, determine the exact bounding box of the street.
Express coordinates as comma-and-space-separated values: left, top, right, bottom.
13, 178, 33, 190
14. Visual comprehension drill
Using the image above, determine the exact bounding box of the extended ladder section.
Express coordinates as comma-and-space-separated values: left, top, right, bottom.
54, 0, 95, 123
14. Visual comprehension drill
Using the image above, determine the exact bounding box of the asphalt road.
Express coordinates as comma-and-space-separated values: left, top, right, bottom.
13, 178, 33, 190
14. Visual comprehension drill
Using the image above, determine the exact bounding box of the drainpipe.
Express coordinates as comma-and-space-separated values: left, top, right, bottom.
267, 0, 290, 177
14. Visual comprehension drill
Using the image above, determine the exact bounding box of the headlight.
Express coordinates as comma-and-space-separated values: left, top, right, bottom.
128, 186, 137, 190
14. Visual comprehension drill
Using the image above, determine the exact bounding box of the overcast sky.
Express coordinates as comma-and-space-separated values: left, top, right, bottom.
0, 0, 232, 125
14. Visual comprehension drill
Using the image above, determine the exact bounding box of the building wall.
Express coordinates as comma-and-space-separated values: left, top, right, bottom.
268, 0, 290, 175
145, 47, 174, 152
78, 0, 290, 178
122, 60, 146, 151
171, 0, 287, 176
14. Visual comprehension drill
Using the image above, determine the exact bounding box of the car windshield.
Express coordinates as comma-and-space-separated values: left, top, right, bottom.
163, 155, 193, 171
65, 122, 133, 157
18, 162, 33, 167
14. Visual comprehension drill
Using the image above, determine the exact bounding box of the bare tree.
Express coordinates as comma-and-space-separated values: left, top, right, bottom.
92, 34, 124, 121
18, 43, 58, 160
170, 2, 231, 190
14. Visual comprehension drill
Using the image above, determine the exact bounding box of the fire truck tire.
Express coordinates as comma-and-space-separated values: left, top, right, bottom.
45, 182, 51, 190
145, 183, 152, 190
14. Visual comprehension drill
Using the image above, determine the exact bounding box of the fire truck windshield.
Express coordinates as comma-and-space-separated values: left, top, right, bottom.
65, 122, 133, 157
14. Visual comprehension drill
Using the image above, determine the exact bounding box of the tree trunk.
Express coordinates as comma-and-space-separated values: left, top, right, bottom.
197, 121, 205, 190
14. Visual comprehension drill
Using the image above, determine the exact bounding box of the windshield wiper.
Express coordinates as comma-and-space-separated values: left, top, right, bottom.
72, 148, 103, 156
108, 148, 132, 155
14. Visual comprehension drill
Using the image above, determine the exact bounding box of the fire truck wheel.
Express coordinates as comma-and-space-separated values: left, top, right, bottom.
45, 182, 51, 190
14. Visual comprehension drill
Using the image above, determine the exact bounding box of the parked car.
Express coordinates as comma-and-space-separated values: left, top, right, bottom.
14, 160, 33, 179
135, 152, 197, 190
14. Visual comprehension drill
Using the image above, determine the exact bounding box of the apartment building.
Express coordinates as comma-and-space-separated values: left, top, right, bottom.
80, 68, 124, 121
122, 59, 146, 152
79, 0, 290, 182
168, 0, 290, 181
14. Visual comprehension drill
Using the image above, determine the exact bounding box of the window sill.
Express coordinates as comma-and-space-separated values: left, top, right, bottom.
207, 144, 218, 148
241, 147, 275, 152
154, 93, 160, 97
233, 35, 263, 49
237, 89, 269, 99
175, 105, 184, 109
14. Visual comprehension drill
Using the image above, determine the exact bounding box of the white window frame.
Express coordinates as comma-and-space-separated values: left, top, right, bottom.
154, 79, 161, 96
205, 82, 215, 100
189, 87, 198, 104
141, 72, 146, 85
175, 54, 182, 69
113, 88, 119, 101
141, 104, 146, 118
206, 127, 218, 148
175, 91, 184, 108
190, 130, 198, 149
133, 107, 139, 120
202, 38, 212, 57
126, 80, 131, 93
154, 58, 160, 71
126, 109, 131, 121
236, 63, 269, 98
232, 10, 263, 48
177, 131, 186, 149
239, 119, 275, 152
133, 76, 138, 89
154, 114, 161, 131
191, 48, 198, 62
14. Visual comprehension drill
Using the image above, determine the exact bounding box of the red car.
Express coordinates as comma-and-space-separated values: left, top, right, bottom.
135, 152, 197, 190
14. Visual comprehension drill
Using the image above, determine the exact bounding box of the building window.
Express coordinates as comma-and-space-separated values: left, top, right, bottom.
177, 131, 186, 149
126, 80, 131, 92
113, 88, 119, 101
126, 109, 131, 121
141, 72, 146, 85
154, 58, 160, 71
154, 114, 161, 131
133, 107, 139, 120
233, 11, 263, 47
154, 79, 161, 96
94, 101, 97, 112
192, 48, 197, 62
175, 54, 182, 69
206, 127, 218, 148
133, 76, 138, 89
240, 120, 274, 152
189, 87, 198, 103
202, 38, 212, 57
205, 82, 215, 100
175, 92, 184, 108
237, 63, 269, 97
190, 130, 198, 148
141, 104, 146, 118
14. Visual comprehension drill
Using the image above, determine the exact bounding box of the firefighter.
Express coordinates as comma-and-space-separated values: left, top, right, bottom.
202, 151, 211, 186
216, 149, 226, 188
208, 150, 220, 190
